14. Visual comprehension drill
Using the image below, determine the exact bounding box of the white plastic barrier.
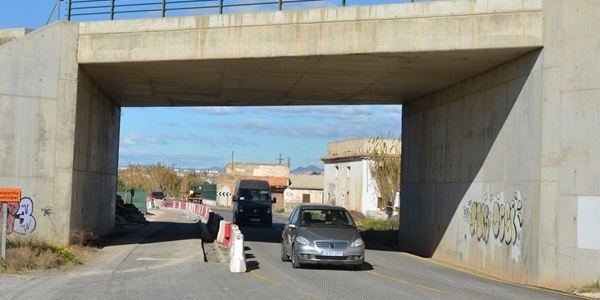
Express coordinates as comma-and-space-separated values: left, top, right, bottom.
217, 220, 227, 243
228, 228, 241, 259
229, 230, 246, 273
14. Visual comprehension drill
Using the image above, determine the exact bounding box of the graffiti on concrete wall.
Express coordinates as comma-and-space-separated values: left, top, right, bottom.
41, 206, 54, 217
463, 191, 523, 246
0, 197, 37, 235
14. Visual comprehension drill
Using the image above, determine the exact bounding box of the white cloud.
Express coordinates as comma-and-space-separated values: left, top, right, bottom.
121, 133, 170, 146
188, 107, 240, 115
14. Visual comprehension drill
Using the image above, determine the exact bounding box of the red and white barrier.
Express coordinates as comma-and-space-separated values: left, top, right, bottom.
217, 220, 227, 243
215, 221, 233, 247
223, 223, 232, 248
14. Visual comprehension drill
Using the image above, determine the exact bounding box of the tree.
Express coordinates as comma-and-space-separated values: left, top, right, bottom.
368, 135, 401, 207
180, 171, 208, 194
146, 163, 180, 196
117, 163, 210, 199
118, 164, 147, 191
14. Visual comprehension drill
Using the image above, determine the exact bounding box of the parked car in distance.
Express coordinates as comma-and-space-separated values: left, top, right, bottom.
149, 191, 167, 208
151, 191, 166, 200
281, 204, 365, 270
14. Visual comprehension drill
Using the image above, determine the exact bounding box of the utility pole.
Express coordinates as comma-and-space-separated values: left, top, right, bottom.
287, 157, 291, 168
278, 153, 283, 164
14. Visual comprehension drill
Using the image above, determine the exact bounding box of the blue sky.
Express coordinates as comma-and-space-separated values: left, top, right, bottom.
1, 1, 406, 170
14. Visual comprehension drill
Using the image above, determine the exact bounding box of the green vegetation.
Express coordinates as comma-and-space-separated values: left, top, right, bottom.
353, 212, 400, 250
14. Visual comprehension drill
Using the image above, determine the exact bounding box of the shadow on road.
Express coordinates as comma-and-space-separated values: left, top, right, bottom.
90, 210, 203, 248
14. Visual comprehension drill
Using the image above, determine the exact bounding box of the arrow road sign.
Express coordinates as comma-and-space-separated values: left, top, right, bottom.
217, 191, 231, 197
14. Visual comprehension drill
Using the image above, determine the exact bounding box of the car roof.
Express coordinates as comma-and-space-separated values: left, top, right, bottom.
295, 204, 347, 211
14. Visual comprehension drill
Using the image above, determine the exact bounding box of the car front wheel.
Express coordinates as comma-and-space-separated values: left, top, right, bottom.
280, 242, 290, 262
291, 246, 301, 268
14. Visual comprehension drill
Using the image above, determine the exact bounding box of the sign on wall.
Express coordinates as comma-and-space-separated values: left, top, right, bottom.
578, 196, 600, 250
0, 188, 21, 203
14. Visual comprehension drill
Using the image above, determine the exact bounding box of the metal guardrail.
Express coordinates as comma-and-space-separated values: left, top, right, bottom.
65, 0, 418, 21
67, 0, 341, 20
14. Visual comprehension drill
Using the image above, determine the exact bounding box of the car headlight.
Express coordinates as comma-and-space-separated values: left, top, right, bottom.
350, 238, 364, 247
295, 236, 310, 246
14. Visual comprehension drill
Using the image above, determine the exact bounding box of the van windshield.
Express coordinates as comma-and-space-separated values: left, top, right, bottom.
238, 188, 271, 202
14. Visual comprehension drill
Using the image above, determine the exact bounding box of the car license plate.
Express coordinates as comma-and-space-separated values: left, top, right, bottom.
322, 251, 343, 256
250, 218, 260, 222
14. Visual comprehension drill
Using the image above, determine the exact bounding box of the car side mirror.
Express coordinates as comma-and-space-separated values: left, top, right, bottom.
287, 223, 296, 229
232, 196, 238, 202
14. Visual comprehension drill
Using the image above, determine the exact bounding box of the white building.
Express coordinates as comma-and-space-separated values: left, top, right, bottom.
283, 174, 324, 212
321, 138, 400, 217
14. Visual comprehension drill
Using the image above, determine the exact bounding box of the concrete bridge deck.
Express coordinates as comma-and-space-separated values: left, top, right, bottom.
75, 1, 542, 106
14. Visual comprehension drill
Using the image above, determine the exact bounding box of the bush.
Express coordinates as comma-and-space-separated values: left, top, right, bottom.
355, 216, 398, 231
355, 216, 400, 250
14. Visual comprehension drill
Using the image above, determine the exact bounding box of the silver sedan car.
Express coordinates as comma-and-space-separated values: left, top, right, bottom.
281, 204, 365, 270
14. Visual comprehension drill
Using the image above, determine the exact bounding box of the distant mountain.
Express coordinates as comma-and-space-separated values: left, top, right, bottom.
291, 165, 324, 174
196, 165, 321, 174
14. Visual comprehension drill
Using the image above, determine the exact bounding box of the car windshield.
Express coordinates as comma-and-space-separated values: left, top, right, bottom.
300, 209, 355, 227
238, 188, 271, 202
152, 192, 164, 197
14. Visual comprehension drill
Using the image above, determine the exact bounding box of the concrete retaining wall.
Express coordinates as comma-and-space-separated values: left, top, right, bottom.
0, 23, 118, 243
400, 0, 600, 290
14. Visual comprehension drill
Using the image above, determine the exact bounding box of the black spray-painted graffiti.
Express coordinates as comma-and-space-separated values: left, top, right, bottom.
0, 197, 37, 235
41, 206, 54, 217
464, 191, 523, 245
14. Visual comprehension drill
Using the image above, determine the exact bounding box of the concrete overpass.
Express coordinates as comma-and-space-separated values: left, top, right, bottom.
1, 0, 599, 291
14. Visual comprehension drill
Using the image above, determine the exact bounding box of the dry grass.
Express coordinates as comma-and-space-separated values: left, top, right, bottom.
0, 232, 99, 274
569, 280, 600, 295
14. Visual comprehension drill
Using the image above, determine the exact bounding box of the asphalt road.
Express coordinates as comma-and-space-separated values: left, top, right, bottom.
0, 207, 584, 300
211, 207, 582, 300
